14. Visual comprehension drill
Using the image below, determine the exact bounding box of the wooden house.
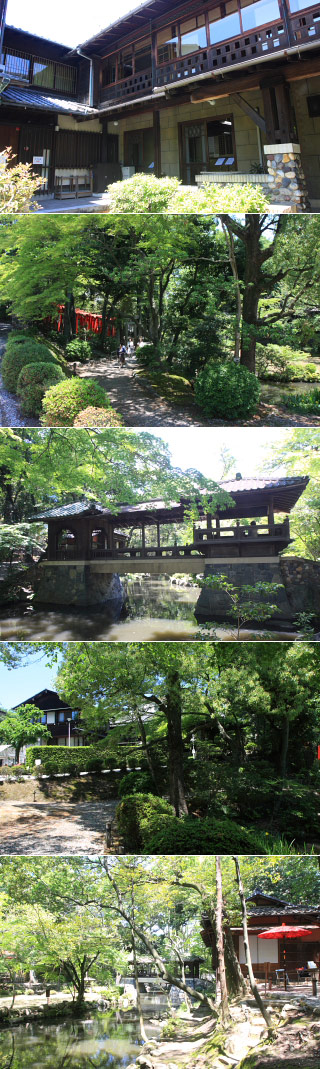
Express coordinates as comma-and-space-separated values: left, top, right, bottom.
201, 890, 320, 981
1, 0, 320, 203
12, 688, 85, 748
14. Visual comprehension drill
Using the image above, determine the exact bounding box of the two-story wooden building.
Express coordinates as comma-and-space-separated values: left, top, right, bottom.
13, 688, 84, 749
0, 0, 320, 204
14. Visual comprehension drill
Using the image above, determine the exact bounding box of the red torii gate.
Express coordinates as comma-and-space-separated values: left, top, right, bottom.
56, 305, 117, 338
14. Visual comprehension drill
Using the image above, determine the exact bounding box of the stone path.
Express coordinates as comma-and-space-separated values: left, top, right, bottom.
0, 799, 119, 855
78, 354, 209, 426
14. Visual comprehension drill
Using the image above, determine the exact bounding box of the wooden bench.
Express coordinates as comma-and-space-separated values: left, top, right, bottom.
54, 171, 93, 200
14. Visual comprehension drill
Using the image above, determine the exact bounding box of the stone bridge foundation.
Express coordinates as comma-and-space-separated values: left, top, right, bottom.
195, 557, 320, 629
34, 563, 125, 610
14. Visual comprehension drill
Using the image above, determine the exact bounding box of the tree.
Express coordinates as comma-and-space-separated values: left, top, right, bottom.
197, 573, 284, 639
233, 856, 273, 1035
0, 151, 43, 213
215, 856, 230, 1025
0, 703, 50, 763
263, 429, 320, 561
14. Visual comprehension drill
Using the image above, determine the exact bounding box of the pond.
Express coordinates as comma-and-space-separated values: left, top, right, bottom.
0, 576, 299, 641
0, 1007, 163, 1068
260, 378, 320, 405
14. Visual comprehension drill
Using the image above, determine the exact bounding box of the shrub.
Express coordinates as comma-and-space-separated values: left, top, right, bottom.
107, 174, 181, 213
41, 379, 111, 426
2, 338, 60, 393
283, 388, 320, 414
116, 794, 268, 853
256, 343, 318, 382
0, 150, 43, 213
26, 744, 126, 775
136, 344, 158, 366
116, 793, 174, 846
16, 363, 66, 416
118, 771, 156, 798
194, 362, 260, 420
73, 406, 123, 427
107, 174, 268, 214
65, 337, 92, 363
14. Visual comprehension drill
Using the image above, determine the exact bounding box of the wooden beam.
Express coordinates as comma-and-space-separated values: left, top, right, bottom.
191, 73, 263, 102
230, 93, 266, 133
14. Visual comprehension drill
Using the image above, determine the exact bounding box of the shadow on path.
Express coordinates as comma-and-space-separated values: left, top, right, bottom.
0, 800, 118, 854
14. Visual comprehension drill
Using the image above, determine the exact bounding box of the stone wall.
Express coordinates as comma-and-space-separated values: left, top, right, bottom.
34, 564, 125, 610
195, 558, 320, 629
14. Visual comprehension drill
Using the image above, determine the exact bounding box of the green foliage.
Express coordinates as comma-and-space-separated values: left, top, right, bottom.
16, 362, 66, 416
41, 379, 111, 426
0, 150, 43, 212
73, 405, 123, 426
107, 174, 268, 214
194, 362, 260, 420
283, 388, 320, 414
26, 744, 127, 775
116, 794, 268, 854
116, 793, 174, 845
136, 343, 158, 366
0, 522, 46, 564
107, 174, 182, 213
256, 343, 319, 382
118, 770, 156, 798
65, 337, 93, 363
2, 335, 60, 393
0, 704, 50, 762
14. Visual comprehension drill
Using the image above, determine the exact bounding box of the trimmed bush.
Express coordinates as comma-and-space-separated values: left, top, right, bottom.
41, 379, 111, 426
17, 363, 66, 416
194, 362, 260, 420
2, 337, 60, 393
65, 338, 92, 363
26, 744, 127, 776
108, 174, 181, 213
116, 793, 174, 845
107, 174, 268, 214
116, 794, 268, 854
118, 771, 156, 798
73, 406, 123, 427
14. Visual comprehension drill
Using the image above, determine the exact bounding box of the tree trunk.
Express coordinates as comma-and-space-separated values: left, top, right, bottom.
135, 709, 158, 789
221, 221, 242, 363
63, 293, 76, 342
132, 931, 147, 1041
215, 856, 230, 1025
233, 856, 273, 1034
224, 925, 247, 998
280, 717, 290, 781
165, 670, 188, 816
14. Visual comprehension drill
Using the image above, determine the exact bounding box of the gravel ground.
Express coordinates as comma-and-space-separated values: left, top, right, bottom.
0, 325, 39, 427
0, 799, 119, 854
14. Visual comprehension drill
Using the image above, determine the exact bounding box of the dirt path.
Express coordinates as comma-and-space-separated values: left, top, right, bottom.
0, 799, 119, 854
79, 354, 320, 428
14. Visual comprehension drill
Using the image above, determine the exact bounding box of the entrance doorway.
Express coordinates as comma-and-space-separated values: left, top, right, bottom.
180, 117, 236, 184
124, 127, 154, 173
0, 123, 20, 163
19, 123, 54, 192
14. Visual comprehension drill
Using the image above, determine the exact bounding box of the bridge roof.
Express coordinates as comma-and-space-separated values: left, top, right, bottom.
34, 476, 308, 525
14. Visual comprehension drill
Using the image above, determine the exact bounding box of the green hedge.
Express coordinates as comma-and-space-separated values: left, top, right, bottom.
17, 363, 66, 415
116, 793, 268, 854
41, 379, 111, 426
26, 745, 128, 775
2, 336, 60, 392
194, 362, 260, 421
118, 771, 156, 798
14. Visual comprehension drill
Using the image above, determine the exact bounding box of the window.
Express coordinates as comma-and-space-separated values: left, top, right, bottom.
209, 2, 241, 44
33, 59, 55, 88
134, 37, 152, 72
241, 0, 281, 29
58, 712, 65, 723
307, 94, 320, 116
289, 0, 320, 9
46, 712, 55, 725
207, 119, 234, 164
2, 49, 30, 78
41, 715, 47, 725
180, 15, 207, 55
118, 50, 133, 80
54, 62, 77, 94
157, 25, 179, 64
102, 57, 117, 85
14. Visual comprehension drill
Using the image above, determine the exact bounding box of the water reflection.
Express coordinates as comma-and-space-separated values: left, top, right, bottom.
0, 1008, 162, 1069
0, 578, 298, 642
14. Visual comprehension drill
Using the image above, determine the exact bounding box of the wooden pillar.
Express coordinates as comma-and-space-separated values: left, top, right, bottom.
141, 524, 146, 551
207, 512, 212, 537
260, 77, 294, 144
193, 523, 197, 543
156, 523, 161, 548
268, 497, 274, 534
215, 514, 220, 538
153, 109, 161, 177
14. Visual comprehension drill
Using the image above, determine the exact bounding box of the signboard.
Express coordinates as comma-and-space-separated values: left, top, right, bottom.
33, 156, 44, 165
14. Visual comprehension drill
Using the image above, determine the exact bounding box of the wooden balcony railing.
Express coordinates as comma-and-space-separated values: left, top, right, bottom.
54, 522, 290, 562
100, 69, 153, 103
290, 5, 320, 45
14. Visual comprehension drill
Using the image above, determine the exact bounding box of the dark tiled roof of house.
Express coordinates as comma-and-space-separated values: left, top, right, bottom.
2, 85, 97, 116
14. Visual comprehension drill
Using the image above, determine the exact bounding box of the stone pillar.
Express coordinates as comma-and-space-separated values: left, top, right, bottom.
33, 563, 125, 610
195, 561, 293, 627
263, 144, 310, 211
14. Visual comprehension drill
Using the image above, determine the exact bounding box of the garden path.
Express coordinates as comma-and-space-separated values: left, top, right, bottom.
0, 799, 119, 854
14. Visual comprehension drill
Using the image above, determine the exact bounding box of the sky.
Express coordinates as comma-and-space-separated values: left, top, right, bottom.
155, 428, 287, 481
6, 0, 134, 47
0, 651, 61, 710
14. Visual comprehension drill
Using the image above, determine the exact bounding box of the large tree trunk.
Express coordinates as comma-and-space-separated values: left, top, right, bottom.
132, 931, 147, 1042
135, 709, 158, 789
224, 925, 247, 998
166, 670, 188, 816
215, 856, 230, 1025
233, 856, 273, 1034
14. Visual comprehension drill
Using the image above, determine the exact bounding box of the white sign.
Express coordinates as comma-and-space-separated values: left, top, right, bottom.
33, 156, 44, 165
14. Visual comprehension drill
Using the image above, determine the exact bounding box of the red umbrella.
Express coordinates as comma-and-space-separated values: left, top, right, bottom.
258, 923, 318, 987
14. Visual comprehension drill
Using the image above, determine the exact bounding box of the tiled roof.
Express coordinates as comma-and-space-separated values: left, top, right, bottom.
2, 85, 97, 116
33, 501, 105, 519
210, 477, 308, 493
249, 905, 320, 917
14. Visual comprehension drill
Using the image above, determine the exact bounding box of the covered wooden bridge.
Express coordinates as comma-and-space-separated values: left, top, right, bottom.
35, 475, 308, 575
